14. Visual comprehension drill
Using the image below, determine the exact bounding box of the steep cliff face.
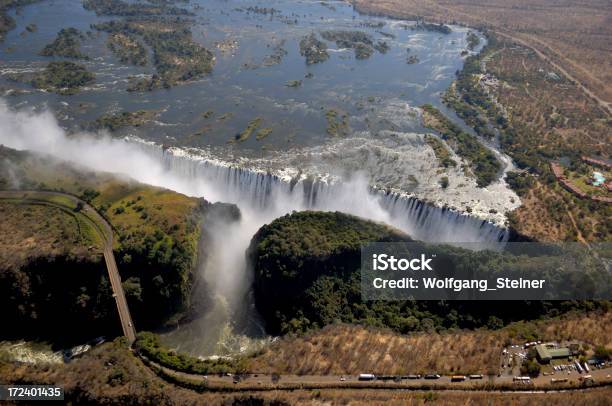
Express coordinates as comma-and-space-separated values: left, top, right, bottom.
149, 144, 511, 245
0, 200, 116, 343
0, 255, 117, 344
247, 211, 605, 337
0, 147, 211, 340
247, 211, 410, 335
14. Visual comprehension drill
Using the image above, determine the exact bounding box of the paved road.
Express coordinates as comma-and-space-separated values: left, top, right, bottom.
0, 190, 136, 345
143, 356, 612, 392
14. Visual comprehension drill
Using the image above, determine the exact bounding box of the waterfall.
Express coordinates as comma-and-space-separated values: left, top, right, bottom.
139, 142, 509, 246
141, 140, 510, 355
0, 100, 510, 355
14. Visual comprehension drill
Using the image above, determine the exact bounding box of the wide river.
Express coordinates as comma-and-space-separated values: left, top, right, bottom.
1, 0, 519, 221
0, 0, 521, 356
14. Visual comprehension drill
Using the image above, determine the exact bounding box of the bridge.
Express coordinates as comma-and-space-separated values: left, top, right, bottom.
0, 190, 137, 345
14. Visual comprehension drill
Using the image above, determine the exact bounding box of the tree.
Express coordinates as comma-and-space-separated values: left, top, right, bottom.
520, 359, 541, 377
123, 277, 143, 303
594, 345, 611, 361
486, 315, 503, 330
439, 176, 449, 188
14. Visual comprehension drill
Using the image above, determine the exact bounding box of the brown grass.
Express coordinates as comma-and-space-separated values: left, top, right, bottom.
0, 146, 202, 252
248, 310, 612, 375
276, 388, 612, 406
509, 180, 574, 241
2, 338, 611, 405
353, 1, 611, 242
485, 41, 611, 157
480, 39, 611, 241
352, 0, 612, 106
0, 201, 103, 270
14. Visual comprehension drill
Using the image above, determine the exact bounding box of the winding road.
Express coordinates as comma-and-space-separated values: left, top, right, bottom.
0, 190, 136, 345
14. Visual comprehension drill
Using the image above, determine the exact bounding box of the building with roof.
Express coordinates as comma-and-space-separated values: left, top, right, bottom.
535, 344, 571, 363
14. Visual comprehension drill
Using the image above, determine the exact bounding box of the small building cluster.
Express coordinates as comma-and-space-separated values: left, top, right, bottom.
550, 162, 587, 198
534, 343, 571, 363
550, 161, 612, 203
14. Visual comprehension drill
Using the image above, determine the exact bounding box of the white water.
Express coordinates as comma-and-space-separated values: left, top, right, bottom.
0, 100, 509, 355
146, 143, 510, 244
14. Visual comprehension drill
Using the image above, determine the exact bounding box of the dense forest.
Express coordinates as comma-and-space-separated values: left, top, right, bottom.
248, 211, 609, 335
0, 147, 211, 341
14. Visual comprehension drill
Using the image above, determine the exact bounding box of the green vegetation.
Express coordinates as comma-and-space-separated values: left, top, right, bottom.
413, 21, 451, 34
219, 118, 271, 143
0, 146, 209, 332
593, 345, 612, 361
231, 117, 262, 143
321, 30, 372, 46
0, 0, 43, 41
325, 109, 349, 137
40, 27, 88, 59
249, 211, 409, 334
443, 47, 501, 142
421, 104, 500, 187
406, 54, 419, 64
320, 30, 382, 60
256, 127, 273, 140
248, 211, 608, 336
466, 31, 480, 51
135, 332, 247, 374
439, 176, 449, 188
374, 40, 389, 54
94, 19, 214, 88
424, 134, 456, 168
127, 74, 163, 92
563, 161, 611, 199
504, 171, 534, 196
285, 79, 302, 88
83, 0, 191, 17
92, 109, 158, 131
7, 60, 95, 95
30, 61, 95, 95
107, 32, 147, 66
262, 40, 287, 67
245, 5, 280, 15
0, 196, 112, 343
299, 33, 329, 65
445, 34, 611, 241
520, 349, 541, 377
353, 42, 373, 59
